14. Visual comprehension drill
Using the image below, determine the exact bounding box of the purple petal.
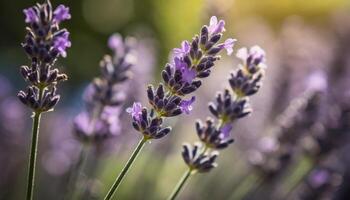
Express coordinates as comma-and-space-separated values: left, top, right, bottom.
53, 5, 71, 23
181, 67, 196, 83
23, 8, 37, 23
173, 40, 190, 58
208, 16, 226, 35
126, 102, 143, 121
53, 31, 71, 57
174, 57, 186, 70
180, 96, 196, 114
220, 124, 232, 139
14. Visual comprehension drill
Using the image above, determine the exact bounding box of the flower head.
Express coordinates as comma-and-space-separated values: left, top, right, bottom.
53, 31, 71, 57
126, 102, 143, 121
208, 16, 226, 35
19, 1, 71, 112
180, 96, 196, 114
53, 5, 71, 23
23, 8, 37, 23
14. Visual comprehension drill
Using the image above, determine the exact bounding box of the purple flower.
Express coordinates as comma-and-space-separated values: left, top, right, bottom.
219, 124, 232, 139
23, 8, 37, 23
208, 16, 226, 35
74, 112, 93, 136
53, 5, 71, 23
182, 67, 196, 83
173, 40, 190, 58
218, 38, 236, 55
101, 106, 122, 136
126, 102, 143, 121
180, 96, 196, 114
174, 57, 196, 83
54, 31, 71, 57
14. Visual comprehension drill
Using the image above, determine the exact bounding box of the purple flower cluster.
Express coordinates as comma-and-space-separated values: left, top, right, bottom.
73, 34, 136, 142
128, 16, 236, 140
182, 46, 267, 173
18, 0, 71, 112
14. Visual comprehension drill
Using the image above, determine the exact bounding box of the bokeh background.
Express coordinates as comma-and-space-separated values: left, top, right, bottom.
1, 0, 350, 199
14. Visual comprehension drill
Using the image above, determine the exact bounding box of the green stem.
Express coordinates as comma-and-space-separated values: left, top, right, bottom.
26, 86, 45, 200
104, 137, 148, 200
26, 111, 42, 200
167, 169, 192, 200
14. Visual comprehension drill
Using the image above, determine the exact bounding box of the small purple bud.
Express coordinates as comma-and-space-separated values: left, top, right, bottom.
23, 8, 38, 23
126, 102, 143, 121
180, 96, 196, 114
53, 5, 71, 23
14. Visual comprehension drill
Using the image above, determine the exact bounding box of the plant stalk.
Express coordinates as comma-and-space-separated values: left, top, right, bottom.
26, 86, 45, 200
104, 137, 148, 200
167, 169, 192, 200
26, 111, 42, 200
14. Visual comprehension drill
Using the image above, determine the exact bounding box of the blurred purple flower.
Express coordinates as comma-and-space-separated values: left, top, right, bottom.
53, 5, 71, 23
180, 96, 196, 114
126, 102, 143, 121
108, 33, 123, 52
309, 169, 330, 188
306, 70, 328, 92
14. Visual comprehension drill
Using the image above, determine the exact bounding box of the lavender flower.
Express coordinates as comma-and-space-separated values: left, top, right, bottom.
73, 33, 136, 143
18, 1, 71, 200
104, 16, 236, 200
18, 0, 71, 112
129, 16, 236, 140
169, 46, 267, 200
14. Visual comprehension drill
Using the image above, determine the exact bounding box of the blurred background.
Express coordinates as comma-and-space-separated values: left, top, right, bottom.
1, 0, 350, 199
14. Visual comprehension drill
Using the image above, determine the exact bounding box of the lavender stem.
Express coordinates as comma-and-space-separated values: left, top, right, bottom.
167, 169, 192, 200
26, 86, 44, 200
104, 136, 148, 200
